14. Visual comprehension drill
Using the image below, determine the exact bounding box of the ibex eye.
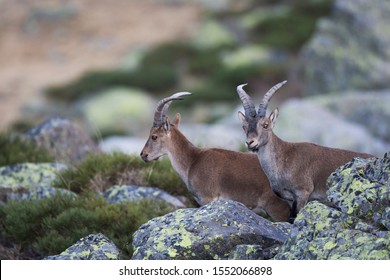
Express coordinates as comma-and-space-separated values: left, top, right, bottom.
151, 135, 157, 141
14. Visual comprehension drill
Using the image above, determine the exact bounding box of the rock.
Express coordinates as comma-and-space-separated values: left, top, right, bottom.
327, 153, 390, 229
103, 185, 186, 209
302, 0, 390, 95
45, 233, 120, 260
274, 99, 388, 156
25, 118, 100, 165
275, 152, 390, 260
313, 91, 390, 142
132, 199, 289, 260
228, 244, 279, 260
80, 87, 155, 136
191, 19, 236, 50
0, 163, 75, 202
99, 136, 146, 155
221, 45, 274, 70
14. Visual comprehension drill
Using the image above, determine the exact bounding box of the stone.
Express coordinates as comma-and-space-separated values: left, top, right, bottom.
327, 152, 390, 229
103, 185, 186, 209
80, 87, 154, 136
45, 233, 120, 260
0, 163, 75, 202
25, 118, 100, 165
275, 152, 390, 260
274, 99, 388, 156
132, 199, 289, 260
301, 0, 390, 95
313, 90, 390, 142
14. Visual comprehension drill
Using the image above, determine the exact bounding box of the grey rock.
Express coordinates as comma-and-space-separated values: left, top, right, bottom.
0, 163, 75, 202
45, 233, 120, 260
274, 99, 388, 156
25, 118, 100, 165
132, 199, 289, 260
302, 0, 390, 95
103, 185, 186, 209
275, 152, 390, 260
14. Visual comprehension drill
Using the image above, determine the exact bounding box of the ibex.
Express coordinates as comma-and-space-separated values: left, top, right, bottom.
140, 92, 291, 222
237, 81, 373, 216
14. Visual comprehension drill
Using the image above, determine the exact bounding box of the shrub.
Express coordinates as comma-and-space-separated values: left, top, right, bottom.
0, 193, 171, 258
0, 131, 54, 167
250, 0, 333, 51
52, 152, 192, 200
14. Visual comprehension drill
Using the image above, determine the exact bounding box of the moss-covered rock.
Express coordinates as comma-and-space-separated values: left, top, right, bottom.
275, 152, 390, 260
45, 233, 120, 260
80, 87, 155, 136
302, 0, 390, 95
328, 153, 390, 229
103, 185, 186, 209
132, 199, 289, 260
25, 118, 100, 165
0, 163, 74, 202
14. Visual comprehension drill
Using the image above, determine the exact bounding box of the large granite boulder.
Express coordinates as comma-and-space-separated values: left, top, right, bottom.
275, 152, 390, 260
132, 199, 290, 260
25, 118, 100, 165
45, 233, 120, 260
302, 0, 390, 95
0, 163, 74, 203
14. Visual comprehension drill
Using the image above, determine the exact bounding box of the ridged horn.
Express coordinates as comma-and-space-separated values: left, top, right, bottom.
237, 83, 256, 118
257, 80, 287, 117
153, 92, 192, 127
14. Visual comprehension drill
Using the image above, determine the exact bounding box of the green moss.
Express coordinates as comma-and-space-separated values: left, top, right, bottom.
0, 193, 171, 258
0, 131, 54, 167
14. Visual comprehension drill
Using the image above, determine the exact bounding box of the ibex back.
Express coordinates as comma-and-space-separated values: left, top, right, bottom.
237, 81, 373, 217
140, 92, 291, 222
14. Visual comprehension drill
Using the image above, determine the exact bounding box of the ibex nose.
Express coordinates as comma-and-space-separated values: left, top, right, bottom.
246, 140, 254, 147
140, 151, 148, 162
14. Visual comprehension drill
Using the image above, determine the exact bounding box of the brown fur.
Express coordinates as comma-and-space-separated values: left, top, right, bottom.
141, 113, 291, 222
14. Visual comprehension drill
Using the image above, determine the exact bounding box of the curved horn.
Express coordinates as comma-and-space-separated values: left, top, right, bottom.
257, 80, 287, 117
153, 92, 192, 127
237, 83, 256, 118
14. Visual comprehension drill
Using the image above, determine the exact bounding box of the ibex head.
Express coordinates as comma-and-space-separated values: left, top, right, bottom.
237, 81, 287, 152
140, 92, 191, 162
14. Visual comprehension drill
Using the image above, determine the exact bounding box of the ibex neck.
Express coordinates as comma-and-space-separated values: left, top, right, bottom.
257, 133, 288, 183
167, 127, 201, 185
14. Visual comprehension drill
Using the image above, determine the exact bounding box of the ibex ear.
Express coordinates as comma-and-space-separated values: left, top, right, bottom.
269, 108, 279, 124
238, 111, 247, 125
173, 113, 181, 128
163, 117, 170, 133
238, 111, 249, 132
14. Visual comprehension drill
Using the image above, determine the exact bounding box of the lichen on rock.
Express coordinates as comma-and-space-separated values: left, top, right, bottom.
132, 199, 289, 260
45, 233, 120, 260
275, 152, 390, 260
103, 185, 186, 209
0, 163, 75, 202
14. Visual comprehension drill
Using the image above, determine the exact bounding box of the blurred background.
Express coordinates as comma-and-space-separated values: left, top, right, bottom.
1, 0, 389, 156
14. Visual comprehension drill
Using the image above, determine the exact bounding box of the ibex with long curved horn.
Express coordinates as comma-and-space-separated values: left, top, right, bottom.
237, 81, 373, 216
140, 92, 291, 222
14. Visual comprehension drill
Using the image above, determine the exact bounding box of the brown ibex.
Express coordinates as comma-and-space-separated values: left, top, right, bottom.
140, 92, 291, 221
237, 81, 373, 216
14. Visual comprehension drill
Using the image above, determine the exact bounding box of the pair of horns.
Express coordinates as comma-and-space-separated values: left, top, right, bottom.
153, 80, 286, 126
153, 92, 192, 127
237, 80, 287, 118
